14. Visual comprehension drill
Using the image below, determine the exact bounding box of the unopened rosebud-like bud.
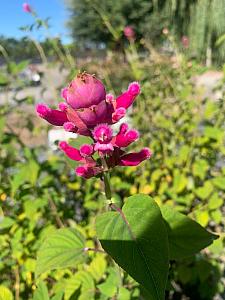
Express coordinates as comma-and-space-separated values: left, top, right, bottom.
181, 36, 189, 48
66, 73, 106, 109
124, 26, 135, 40
23, 3, 32, 13
162, 28, 169, 35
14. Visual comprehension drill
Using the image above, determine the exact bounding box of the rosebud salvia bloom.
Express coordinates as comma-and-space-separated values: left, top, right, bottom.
181, 36, 189, 49
36, 72, 151, 179
23, 3, 32, 13
124, 26, 135, 40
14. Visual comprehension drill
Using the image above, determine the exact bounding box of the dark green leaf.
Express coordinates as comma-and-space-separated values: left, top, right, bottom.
96, 194, 169, 300
161, 205, 218, 260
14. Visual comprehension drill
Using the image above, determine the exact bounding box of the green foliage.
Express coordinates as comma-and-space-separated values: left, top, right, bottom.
96, 194, 169, 300
161, 205, 217, 260
36, 228, 87, 277
67, 0, 225, 64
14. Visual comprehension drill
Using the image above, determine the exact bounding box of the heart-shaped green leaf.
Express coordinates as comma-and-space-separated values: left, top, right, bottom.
161, 205, 218, 260
96, 194, 169, 300
36, 228, 87, 277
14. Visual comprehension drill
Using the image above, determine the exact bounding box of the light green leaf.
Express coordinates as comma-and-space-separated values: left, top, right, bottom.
97, 267, 120, 297
51, 291, 64, 300
195, 181, 213, 200
161, 206, 217, 260
195, 210, 209, 227
208, 193, 223, 210
0, 217, 15, 230
87, 254, 106, 282
0, 286, 13, 300
33, 281, 49, 300
64, 271, 95, 300
36, 228, 87, 277
212, 176, 225, 190
118, 287, 130, 300
96, 194, 169, 300
192, 159, 209, 180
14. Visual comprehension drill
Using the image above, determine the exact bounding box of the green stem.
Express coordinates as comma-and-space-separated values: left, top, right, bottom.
103, 172, 112, 201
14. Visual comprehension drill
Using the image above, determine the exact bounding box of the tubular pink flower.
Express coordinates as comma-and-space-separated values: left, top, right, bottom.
115, 126, 139, 148
112, 107, 126, 122
58, 141, 82, 161
124, 26, 135, 40
58, 102, 68, 112
36, 103, 68, 126
94, 142, 114, 153
23, 3, 32, 13
93, 124, 113, 143
128, 82, 140, 96
75, 166, 87, 177
80, 144, 93, 157
116, 82, 141, 109
65, 73, 106, 109
181, 36, 189, 48
119, 148, 152, 166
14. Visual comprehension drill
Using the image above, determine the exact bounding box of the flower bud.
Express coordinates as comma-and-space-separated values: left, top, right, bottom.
65, 73, 106, 109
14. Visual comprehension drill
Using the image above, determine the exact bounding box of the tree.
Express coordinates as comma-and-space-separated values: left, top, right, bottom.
66, 0, 225, 64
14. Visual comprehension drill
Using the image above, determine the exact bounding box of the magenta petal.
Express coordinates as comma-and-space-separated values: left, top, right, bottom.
36, 103, 68, 126
128, 82, 140, 96
75, 165, 102, 179
115, 129, 139, 148
66, 107, 91, 136
119, 148, 152, 166
58, 102, 68, 112
116, 82, 141, 109
77, 101, 113, 127
80, 144, 94, 157
94, 142, 114, 153
112, 107, 126, 122
59, 141, 82, 161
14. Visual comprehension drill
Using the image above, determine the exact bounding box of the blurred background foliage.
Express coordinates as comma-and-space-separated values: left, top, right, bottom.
0, 0, 225, 299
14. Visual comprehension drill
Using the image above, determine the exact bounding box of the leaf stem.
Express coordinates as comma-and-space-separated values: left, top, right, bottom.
84, 247, 105, 254
109, 203, 136, 240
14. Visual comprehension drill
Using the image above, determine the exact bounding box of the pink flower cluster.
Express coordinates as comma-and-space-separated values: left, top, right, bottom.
36, 72, 151, 178
23, 3, 32, 13
124, 26, 135, 40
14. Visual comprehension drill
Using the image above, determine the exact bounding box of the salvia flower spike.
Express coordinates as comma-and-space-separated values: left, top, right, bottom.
36, 72, 151, 178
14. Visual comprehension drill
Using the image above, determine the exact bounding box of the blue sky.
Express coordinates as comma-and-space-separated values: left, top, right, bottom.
0, 0, 71, 43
